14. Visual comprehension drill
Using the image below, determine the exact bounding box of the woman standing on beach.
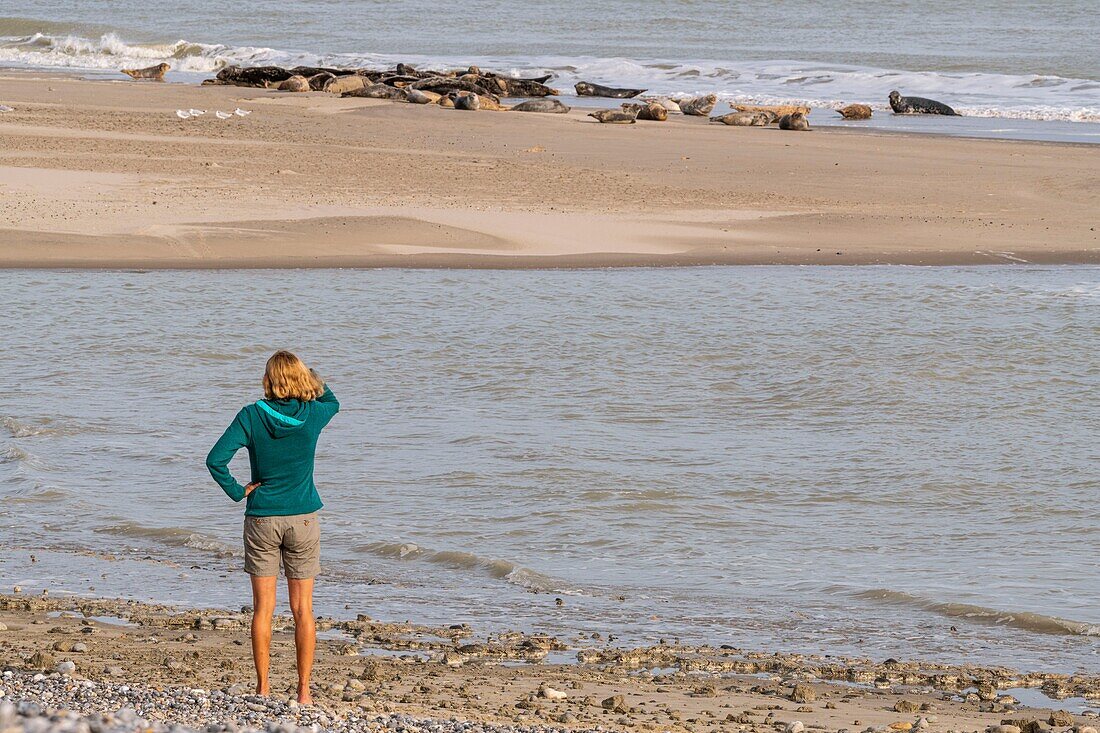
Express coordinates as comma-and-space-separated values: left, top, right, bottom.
205, 351, 340, 704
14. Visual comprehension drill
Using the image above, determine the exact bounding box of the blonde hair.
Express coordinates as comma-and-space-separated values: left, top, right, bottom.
263, 350, 324, 401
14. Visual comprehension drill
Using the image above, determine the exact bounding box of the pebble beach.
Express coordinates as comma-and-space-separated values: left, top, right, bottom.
2, 594, 1100, 733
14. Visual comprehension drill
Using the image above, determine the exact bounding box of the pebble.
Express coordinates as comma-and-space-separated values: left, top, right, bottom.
55, 661, 76, 675
787, 721, 806, 733
790, 685, 816, 704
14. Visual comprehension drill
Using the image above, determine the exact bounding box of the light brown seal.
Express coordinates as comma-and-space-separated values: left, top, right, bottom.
322, 74, 365, 95
121, 63, 169, 81
838, 103, 873, 119
275, 75, 310, 92
731, 103, 809, 118
778, 111, 811, 131
709, 111, 770, 126
588, 109, 637, 124
678, 94, 717, 116
405, 88, 440, 104
621, 101, 668, 121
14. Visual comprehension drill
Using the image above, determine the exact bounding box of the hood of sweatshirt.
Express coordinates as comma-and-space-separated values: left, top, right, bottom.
254, 398, 310, 438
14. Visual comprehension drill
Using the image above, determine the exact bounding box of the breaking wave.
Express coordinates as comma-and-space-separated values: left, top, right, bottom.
854, 589, 1100, 637
1, 23, 1098, 123
2, 415, 90, 438
355, 541, 581, 594
95, 521, 241, 556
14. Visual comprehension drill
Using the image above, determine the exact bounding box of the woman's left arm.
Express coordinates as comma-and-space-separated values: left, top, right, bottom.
205, 409, 252, 502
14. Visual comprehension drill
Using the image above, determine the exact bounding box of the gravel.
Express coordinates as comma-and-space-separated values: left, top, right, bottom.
0, 670, 592, 733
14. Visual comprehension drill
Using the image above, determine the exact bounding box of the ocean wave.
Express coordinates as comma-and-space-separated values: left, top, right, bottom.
95, 521, 240, 556
1, 482, 68, 503
355, 540, 580, 594
1, 24, 1098, 123
0, 444, 51, 470
854, 588, 1100, 637
2, 415, 88, 438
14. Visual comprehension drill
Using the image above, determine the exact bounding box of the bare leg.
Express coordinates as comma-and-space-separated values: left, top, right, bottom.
249, 575, 277, 695
287, 577, 316, 704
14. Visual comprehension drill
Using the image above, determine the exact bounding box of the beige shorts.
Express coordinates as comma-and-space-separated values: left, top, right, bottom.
243, 512, 321, 578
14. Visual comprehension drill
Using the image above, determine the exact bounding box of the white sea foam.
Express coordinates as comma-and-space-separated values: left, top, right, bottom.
1, 29, 1098, 123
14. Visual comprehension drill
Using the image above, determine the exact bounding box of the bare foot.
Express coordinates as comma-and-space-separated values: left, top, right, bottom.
297, 687, 312, 705
255, 684, 270, 695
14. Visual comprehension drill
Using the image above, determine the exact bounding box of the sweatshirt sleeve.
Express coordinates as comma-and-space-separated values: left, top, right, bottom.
205, 408, 251, 502
315, 384, 340, 425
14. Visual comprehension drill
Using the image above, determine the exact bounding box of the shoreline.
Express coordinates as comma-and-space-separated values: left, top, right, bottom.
2, 593, 1098, 733
1, 73, 1097, 269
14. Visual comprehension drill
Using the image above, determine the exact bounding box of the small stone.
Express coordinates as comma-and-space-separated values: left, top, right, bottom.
791, 685, 817, 704
25, 651, 56, 670
787, 722, 806, 733
1076, 727, 1098, 733
895, 700, 921, 714
1050, 713, 1076, 728
56, 660, 76, 674
557, 712, 578, 724
602, 695, 626, 713
538, 684, 568, 701
0, 622, 6, 631
890, 724, 913, 731
988, 726, 1022, 733
72, 642, 88, 653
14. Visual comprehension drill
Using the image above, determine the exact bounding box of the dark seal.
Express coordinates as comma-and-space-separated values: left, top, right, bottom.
888, 90, 960, 116
575, 81, 646, 98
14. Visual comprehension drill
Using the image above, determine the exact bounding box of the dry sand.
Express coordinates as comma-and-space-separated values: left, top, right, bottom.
0, 72, 1097, 268
2, 594, 1098, 733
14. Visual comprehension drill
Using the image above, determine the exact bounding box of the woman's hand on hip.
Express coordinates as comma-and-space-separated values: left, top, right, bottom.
244, 481, 262, 497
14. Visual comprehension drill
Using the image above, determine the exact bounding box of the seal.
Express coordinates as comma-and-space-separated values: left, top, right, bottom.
121, 63, 169, 81
276, 75, 310, 92
731, 103, 808, 118
837, 103, 872, 119
888, 90, 959, 116
215, 65, 295, 87
454, 92, 481, 111
342, 83, 405, 99
322, 74, 365, 95
511, 99, 570, 113
575, 82, 646, 98
588, 109, 638, 124
678, 94, 717, 116
308, 72, 336, 91
778, 111, 811, 131
405, 88, 440, 104
621, 101, 668, 121
709, 111, 770, 126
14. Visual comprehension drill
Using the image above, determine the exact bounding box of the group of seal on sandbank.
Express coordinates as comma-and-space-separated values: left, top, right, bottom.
586, 88, 958, 129
127, 60, 962, 128
188, 63, 570, 113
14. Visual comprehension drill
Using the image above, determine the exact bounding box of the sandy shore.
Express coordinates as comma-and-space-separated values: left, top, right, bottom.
1, 594, 1098, 733
0, 72, 1097, 268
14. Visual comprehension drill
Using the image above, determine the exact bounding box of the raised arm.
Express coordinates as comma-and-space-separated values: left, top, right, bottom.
205, 409, 251, 502
315, 381, 340, 425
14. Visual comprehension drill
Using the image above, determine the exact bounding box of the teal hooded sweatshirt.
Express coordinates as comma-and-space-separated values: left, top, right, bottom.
206, 385, 339, 516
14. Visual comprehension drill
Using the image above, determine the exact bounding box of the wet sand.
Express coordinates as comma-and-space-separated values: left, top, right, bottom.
0, 72, 1098, 268
1, 594, 1098, 733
